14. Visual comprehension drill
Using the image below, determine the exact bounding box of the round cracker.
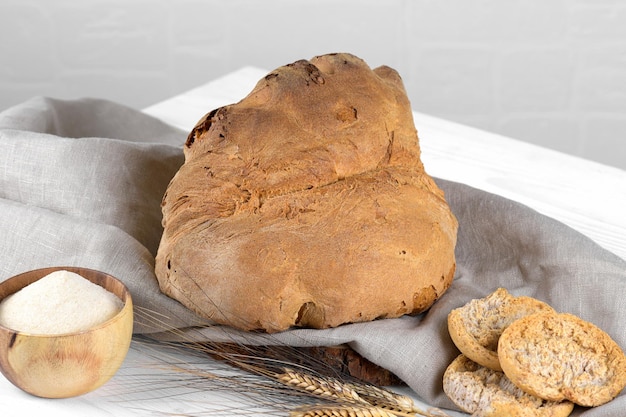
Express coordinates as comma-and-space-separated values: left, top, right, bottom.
443, 354, 574, 417
499, 312, 626, 407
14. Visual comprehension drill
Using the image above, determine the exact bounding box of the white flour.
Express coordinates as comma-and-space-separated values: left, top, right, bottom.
0, 270, 123, 334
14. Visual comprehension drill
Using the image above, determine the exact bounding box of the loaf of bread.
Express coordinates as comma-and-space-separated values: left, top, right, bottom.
155, 53, 458, 332
498, 312, 626, 407
447, 288, 554, 371
443, 354, 574, 417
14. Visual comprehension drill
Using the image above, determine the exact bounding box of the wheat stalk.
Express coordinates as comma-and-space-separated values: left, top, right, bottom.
134, 310, 452, 417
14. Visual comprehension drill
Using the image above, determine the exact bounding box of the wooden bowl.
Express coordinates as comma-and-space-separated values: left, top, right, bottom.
0, 266, 133, 398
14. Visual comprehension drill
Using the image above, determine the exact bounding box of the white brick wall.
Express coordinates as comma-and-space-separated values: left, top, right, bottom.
1, 0, 625, 170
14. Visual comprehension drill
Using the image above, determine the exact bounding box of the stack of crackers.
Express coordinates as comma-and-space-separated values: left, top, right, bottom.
444, 288, 626, 416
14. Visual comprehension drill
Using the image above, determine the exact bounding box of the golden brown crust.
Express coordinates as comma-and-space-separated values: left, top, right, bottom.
447, 288, 554, 371
155, 53, 458, 332
498, 312, 626, 407
443, 354, 574, 417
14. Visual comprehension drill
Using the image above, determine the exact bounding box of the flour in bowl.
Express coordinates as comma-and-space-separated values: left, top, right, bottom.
0, 270, 124, 334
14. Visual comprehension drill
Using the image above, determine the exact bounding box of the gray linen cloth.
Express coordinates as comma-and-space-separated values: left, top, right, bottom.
1, 97, 624, 416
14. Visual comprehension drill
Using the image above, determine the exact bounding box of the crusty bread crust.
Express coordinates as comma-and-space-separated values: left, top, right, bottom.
448, 288, 554, 371
498, 312, 626, 407
443, 354, 574, 417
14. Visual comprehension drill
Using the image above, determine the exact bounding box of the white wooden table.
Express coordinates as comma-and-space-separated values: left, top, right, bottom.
1, 67, 624, 416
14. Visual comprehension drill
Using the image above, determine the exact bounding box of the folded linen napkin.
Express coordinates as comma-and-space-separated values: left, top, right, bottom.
1, 97, 624, 416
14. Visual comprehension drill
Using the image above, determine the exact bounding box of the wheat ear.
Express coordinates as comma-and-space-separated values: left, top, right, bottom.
276, 368, 367, 404
345, 382, 419, 413
275, 368, 452, 417
291, 404, 452, 417
290, 404, 400, 417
